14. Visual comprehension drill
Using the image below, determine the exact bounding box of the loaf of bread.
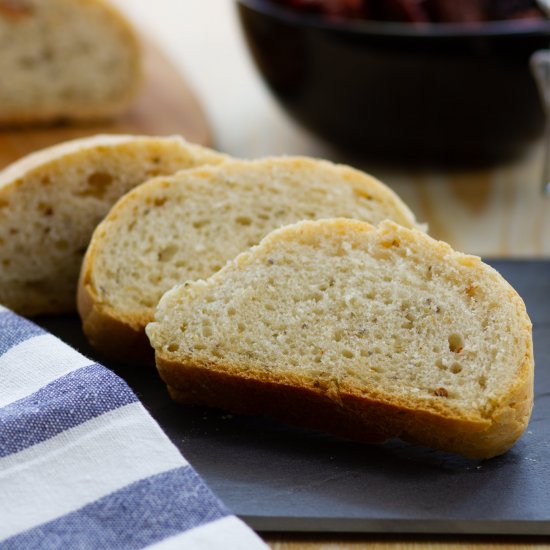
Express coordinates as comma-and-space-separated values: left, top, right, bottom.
78, 157, 421, 364
0, 134, 226, 315
146, 219, 534, 459
0, 0, 142, 125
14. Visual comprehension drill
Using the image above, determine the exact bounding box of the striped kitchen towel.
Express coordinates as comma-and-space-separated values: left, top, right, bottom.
0, 306, 267, 549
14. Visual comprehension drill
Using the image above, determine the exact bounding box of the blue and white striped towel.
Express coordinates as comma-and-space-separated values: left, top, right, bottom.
0, 306, 267, 549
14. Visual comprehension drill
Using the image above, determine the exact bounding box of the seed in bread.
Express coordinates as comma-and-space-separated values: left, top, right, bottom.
78, 157, 422, 364
0, 134, 226, 315
146, 219, 534, 459
0, 0, 141, 125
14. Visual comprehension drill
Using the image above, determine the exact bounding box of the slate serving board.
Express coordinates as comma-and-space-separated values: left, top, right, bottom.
37, 260, 550, 535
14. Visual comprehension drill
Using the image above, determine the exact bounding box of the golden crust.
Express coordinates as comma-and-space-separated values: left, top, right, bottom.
77, 265, 154, 366
157, 347, 533, 459
158, 357, 388, 444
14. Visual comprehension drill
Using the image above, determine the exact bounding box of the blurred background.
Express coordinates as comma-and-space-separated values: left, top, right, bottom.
113, 0, 550, 257
2, 0, 549, 257
115, 0, 336, 158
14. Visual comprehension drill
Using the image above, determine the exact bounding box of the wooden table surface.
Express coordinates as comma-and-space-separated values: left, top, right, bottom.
80, 1, 550, 547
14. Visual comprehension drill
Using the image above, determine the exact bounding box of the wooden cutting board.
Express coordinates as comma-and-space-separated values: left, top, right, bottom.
0, 40, 212, 169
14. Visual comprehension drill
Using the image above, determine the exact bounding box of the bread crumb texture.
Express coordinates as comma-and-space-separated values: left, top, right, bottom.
0, 0, 142, 124
85, 157, 419, 328
0, 135, 225, 315
147, 219, 534, 459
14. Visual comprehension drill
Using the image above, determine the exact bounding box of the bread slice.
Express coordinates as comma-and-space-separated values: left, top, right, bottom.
146, 219, 534, 459
0, 134, 226, 315
78, 157, 421, 365
0, 0, 141, 125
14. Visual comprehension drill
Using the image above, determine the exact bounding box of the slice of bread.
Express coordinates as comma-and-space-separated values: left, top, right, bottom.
0, 0, 141, 125
78, 157, 421, 365
146, 219, 534, 459
0, 134, 226, 315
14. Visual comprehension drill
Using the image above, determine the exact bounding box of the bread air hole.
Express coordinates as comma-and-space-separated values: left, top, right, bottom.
235, 216, 252, 226
148, 273, 162, 285
448, 333, 464, 353
402, 313, 415, 330
77, 172, 114, 199
353, 189, 373, 201
37, 202, 53, 216
450, 362, 463, 374
158, 245, 178, 262
192, 220, 208, 229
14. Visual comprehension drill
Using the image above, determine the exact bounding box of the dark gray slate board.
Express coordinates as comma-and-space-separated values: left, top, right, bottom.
37, 260, 550, 535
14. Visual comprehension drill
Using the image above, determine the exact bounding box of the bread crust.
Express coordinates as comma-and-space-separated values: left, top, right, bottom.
158, 357, 389, 445
77, 271, 154, 366
0, 0, 142, 126
0, 134, 158, 190
77, 243, 155, 366
156, 343, 532, 460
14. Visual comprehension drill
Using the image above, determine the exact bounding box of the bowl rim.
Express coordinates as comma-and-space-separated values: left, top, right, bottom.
237, 0, 550, 38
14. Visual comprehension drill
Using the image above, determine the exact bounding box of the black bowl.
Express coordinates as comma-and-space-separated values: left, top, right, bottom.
237, 0, 550, 163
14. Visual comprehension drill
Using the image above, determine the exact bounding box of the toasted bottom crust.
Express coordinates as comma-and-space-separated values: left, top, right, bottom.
78, 276, 154, 366
156, 349, 534, 460
161, 361, 388, 445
